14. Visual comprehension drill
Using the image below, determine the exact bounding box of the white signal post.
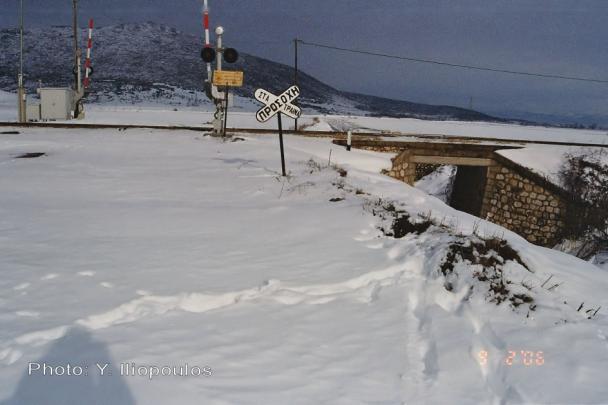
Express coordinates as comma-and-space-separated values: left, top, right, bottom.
215, 26, 224, 71
212, 26, 225, 135
200, 2, 241, 136
347, 130, 352, 151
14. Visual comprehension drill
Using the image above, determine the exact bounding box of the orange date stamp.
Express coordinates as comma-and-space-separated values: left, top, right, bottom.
478, 350, 544, 366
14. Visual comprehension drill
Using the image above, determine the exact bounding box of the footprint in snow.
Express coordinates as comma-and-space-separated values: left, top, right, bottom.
365, 242, 384, 249
0, 348, 23, 365
598, 329, 608, 351
354, 226, 381, 242
387, 246, 403, 260
15, 310, 40, 318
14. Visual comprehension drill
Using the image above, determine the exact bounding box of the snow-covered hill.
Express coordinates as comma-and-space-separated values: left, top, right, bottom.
0, 22, 502, 122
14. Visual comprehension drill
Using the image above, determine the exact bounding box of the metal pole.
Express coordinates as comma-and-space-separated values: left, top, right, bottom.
223, 85, 229, 138
17, 0, 26, 122
19, 0, 23, 83
72, 0, 78, 87
73, 0, 79, 92
277, 113, 286, 176
347, 130, 352, 151
212, 26, 224, 135
294, 38, 299, 132
216, 27, 223, 71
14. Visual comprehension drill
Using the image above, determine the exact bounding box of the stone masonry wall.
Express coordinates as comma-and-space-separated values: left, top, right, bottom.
343, 141, 572, 247
357, 145, 406, 154
481, 163, 568, 246
386, 150, 416, 184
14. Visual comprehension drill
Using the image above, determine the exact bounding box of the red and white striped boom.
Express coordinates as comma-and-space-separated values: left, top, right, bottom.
203, 0, 212, 81
84, 18, 94, 88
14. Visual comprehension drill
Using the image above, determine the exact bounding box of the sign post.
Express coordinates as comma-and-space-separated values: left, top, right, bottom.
213, 70, 244, 138
277, 113, 286, 176
223, 86, 229, 138
254, 86, 301, 176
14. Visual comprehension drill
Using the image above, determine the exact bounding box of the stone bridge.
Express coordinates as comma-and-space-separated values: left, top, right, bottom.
334, 140, 574, 247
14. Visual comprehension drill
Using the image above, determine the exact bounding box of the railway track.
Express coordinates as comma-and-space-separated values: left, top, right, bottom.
1, 121, 607, 148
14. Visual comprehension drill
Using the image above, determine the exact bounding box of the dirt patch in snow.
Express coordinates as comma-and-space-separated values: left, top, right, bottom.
440, 237, 535, 310
365, 198, 540, 314
14, 152, 46, 159
367, 201, 434, 238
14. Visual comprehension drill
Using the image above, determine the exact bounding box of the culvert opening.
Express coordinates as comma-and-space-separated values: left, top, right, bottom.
450, 166, 488, 217
415, 164, 488, 217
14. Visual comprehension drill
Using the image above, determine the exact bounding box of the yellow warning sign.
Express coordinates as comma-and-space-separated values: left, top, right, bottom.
213, 70, 244, 87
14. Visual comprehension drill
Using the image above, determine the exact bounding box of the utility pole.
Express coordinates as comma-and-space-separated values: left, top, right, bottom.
72, 0, 80, 93
17, 0, 26, 123
72, 0, 85, 118
294, 38, 299, 132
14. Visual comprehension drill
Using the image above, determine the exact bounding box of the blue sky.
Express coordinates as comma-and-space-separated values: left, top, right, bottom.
3, 0, 608, 125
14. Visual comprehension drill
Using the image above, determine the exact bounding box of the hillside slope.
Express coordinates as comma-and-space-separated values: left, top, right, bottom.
0, 22, 502, 122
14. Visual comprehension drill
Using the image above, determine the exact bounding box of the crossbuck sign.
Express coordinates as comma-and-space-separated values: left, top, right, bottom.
255, 86, 301, 122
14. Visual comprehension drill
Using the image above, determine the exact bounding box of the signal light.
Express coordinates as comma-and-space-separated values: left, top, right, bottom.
223, 48, 239, 64
201, 47, 216, 63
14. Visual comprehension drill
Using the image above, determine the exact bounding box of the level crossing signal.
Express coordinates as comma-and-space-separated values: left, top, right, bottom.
201, 47, 239, 64
201, 47, 216, 63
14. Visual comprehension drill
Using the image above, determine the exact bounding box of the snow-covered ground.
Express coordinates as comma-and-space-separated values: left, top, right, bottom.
2, 90, 608, 146
415, 165, 456, 203
1, 126, 607, 404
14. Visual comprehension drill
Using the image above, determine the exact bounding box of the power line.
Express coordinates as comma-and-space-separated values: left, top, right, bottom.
297, 39, 608, 84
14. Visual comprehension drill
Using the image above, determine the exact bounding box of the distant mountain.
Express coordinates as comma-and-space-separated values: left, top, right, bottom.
0, 22, 504, 122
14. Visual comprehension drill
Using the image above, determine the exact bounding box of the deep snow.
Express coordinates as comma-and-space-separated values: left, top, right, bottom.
1, 127, 607, 404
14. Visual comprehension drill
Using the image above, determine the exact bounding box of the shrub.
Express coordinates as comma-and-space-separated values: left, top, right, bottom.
559, 150, 608, 260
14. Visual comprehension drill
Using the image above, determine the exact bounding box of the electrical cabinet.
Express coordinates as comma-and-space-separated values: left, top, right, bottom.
39, 88, 73, 120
